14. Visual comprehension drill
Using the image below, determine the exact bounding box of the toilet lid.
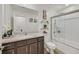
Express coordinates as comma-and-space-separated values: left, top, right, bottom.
45, 42, 56, 49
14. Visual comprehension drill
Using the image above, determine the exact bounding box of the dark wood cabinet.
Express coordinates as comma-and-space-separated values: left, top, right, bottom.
38, 41, 44, 54
2, 42, 15, 54
28, 43, 37, 54
16, 46, 27, 54
2, 49, 15, 54
38, 37, 44, 54
2, 36, 44, 54
27, 38, 38, 54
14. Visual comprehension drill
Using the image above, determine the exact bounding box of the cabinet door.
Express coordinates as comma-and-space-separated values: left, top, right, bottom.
16, 46, 28, 54
2, 49, 15, 54
28, 43, 38, 54
38, 41, 44, 54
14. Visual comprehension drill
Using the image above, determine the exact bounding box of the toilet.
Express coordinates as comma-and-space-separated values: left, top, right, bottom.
44, 41, 56, 54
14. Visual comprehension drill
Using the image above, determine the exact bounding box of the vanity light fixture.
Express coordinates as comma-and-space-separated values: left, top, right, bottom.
34, 18, 37, 23
29, 18, 33, 22
29, 18, 37, 23
65, 4, 69, 6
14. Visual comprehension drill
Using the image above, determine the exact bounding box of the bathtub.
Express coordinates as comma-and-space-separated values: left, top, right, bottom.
53, 38, 79, 54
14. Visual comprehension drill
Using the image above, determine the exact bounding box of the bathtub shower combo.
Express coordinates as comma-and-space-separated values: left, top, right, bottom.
50, 10, 79, 54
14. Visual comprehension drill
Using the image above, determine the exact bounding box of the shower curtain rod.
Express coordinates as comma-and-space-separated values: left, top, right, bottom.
63, 17, 79, 21
51, 9, 79, 19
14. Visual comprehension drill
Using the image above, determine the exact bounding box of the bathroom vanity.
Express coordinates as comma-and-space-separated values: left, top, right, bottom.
2, 33, 44, 54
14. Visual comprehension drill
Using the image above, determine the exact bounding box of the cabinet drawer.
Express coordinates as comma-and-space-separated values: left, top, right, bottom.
16, 40, 26, 47
2, 49, 15, 54
3, 43, 15, 50
27, 39, 37, 44
38, 37, 44, 42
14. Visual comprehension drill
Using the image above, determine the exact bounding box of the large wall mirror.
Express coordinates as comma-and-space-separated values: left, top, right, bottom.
11, 16, 39, 35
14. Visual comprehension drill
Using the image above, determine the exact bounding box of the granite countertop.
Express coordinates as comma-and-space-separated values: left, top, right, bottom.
2, 33, 44, 44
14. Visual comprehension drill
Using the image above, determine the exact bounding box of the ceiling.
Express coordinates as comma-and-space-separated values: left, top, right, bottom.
17, 4, 67, 12
16, 4, 79, 16
34, 4, 66, 11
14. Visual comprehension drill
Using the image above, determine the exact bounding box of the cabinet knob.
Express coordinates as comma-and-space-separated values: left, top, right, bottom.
12, 51, 14, 54
0, 46, 4, 50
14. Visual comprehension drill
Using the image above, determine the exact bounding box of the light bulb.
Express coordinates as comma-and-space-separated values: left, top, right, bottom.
65, 4, 69, 6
